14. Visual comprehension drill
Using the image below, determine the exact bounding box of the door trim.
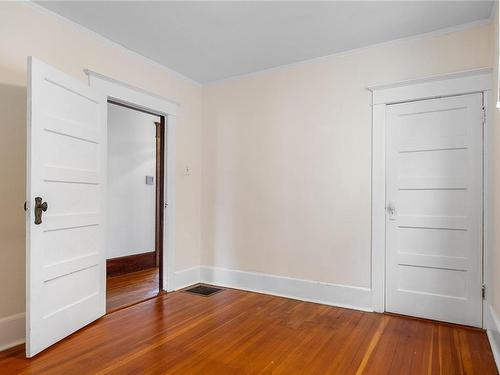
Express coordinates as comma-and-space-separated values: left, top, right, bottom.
85, 70, 178, 292
368, 68, 492, 327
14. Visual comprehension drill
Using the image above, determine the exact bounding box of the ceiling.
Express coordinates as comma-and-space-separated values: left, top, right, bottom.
36, 1, 494, 83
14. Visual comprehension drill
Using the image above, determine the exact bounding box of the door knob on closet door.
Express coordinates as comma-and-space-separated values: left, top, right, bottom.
386, 202, 396, 220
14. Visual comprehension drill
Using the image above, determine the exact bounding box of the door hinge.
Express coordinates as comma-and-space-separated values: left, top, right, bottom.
482, 106, 486, 125
482, 284, 486, 299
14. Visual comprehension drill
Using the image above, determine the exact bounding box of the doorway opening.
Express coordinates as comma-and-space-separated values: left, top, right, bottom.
105, 100, 165, 313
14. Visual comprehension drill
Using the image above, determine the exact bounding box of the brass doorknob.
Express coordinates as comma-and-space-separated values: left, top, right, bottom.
34, 197, 48, 225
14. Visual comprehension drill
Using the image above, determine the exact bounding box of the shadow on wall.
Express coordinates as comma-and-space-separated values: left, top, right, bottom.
0, 83, 27, 317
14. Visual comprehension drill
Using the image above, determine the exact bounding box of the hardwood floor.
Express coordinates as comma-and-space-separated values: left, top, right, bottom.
106, 267, 159, 312
1, 288, 497, 374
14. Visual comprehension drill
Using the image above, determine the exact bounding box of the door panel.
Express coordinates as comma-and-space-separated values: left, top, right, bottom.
26, 57, 107, 357
386, 93, 483, 327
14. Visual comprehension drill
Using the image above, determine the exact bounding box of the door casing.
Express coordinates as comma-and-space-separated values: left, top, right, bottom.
86, 70, 178, 292
368, 68, 492, 327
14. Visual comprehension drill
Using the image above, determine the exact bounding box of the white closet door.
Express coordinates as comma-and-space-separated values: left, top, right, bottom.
386, 93, 483, 327
26, 57, 107, 356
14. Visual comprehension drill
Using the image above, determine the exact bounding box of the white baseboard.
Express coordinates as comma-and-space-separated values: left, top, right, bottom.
174, 266, 201, 290
0, 312, 25, 352
198, 265, 373, 312
487, 304, 500, 372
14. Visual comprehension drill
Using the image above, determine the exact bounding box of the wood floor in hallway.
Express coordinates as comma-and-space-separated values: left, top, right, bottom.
106, 267, 160, 312
0, 287, 497, 374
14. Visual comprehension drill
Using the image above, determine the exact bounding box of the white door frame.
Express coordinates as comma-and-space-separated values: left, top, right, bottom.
84, 70, 178, 292
368, 68, 492, 326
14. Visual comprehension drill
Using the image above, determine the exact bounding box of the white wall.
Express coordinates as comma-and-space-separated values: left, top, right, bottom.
201, 22, 492, 290
107, 104, 157, 259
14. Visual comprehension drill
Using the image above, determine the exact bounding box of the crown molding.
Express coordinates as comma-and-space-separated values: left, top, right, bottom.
206, 18, 492, 86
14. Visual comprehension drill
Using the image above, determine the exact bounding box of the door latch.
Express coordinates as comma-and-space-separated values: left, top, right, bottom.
34, 197, 48, 225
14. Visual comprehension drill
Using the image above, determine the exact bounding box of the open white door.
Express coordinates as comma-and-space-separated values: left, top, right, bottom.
26, 57, 107, 357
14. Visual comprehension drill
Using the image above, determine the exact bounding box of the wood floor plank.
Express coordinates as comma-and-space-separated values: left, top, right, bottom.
0, 287, 497, 374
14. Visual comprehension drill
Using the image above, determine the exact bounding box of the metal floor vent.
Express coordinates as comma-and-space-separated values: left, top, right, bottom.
184, 284, 223, 296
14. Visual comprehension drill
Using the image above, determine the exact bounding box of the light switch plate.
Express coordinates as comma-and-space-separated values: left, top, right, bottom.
145, 175, 154, 185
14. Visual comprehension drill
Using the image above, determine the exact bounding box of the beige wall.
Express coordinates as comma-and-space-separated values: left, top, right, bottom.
201, 23, 492, 288
0, 3, 203, 318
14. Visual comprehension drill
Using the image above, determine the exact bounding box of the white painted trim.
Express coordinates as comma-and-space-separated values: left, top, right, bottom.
367, 68, 491, 93
199, 266, 373, 312
487, 304, 500, 372
484, 90, 493, 326
85, 70, 179, 116
369, 68, 491, 105
207, 18, 491, 85
370, 70, 492, 324
25, 2, 201, 87
174, 266, 201, 290
164, 115, 176, 292
371, 103, 386, 313
86, 71, 178, 293
173, 265, 372, 312
0, 313, 25, 352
